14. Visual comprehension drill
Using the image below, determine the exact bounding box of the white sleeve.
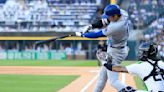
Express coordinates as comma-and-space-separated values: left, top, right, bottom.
158, 61, 164, 70
126, 64, 140, 75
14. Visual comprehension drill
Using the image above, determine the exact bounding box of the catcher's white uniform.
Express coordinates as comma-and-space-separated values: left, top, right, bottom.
126, 59, 164, 92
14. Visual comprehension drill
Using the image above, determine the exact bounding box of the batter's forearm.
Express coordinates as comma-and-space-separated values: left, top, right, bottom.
82, 30, 106, 38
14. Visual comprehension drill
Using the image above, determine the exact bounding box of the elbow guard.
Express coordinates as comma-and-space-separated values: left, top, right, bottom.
91, 19, 110, 28
91, 20, 103, 28
101, 18, 110, 26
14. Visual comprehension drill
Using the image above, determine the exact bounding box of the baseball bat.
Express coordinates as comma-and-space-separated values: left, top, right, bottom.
34, 33, 76, 48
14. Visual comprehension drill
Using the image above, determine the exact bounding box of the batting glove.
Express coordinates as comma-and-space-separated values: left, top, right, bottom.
82, 25, 92, 33
75, 32, 83, 37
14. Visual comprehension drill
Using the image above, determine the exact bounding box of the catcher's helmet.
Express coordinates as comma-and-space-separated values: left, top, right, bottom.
101, 4, 121, 18
138, 42, 158, 61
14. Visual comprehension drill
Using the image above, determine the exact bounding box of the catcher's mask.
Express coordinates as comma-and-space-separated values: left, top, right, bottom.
138, 42, 158, 61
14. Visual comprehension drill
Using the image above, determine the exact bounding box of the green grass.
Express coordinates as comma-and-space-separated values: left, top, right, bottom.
0, 74, 78, 92
0, 60, 97, 66
0, 60, 146, 90
0, 60, 136, 66
134, 76, 147, 90
121, 61, 135, 66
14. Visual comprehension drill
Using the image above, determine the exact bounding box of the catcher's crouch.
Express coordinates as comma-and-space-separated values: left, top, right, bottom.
97, 42, 164, 92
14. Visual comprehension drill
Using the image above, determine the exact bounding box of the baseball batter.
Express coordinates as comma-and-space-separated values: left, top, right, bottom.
75, 4, 130, 92
97, 42, 164, 92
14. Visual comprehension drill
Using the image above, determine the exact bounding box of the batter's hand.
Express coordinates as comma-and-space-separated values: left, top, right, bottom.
82, 25, 92, 33
75, 32, 82, 37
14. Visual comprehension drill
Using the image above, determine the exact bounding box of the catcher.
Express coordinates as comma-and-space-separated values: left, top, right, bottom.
96, 42, 164, 92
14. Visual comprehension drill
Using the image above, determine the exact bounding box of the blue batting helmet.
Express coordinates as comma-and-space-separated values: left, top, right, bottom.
102, 4, 121, 18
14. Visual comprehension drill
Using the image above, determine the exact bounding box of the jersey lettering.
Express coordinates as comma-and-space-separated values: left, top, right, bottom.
143, 61, 164, 82
153, 71, 164, 81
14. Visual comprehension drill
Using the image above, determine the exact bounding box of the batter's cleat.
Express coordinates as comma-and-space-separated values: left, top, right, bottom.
119, 86, 136, 92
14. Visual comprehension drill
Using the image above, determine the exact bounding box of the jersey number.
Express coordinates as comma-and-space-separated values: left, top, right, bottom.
153, 72, 164, 81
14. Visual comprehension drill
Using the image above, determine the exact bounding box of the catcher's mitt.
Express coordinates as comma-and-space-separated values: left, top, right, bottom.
96, 50, 112, 65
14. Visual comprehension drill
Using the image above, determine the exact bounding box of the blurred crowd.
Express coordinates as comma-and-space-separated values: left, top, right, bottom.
128, 0, 164, 29
0, 0, 50, 32
0, 0, 163, 59
127, 0, 164, 59
0, 40, 85, 53
143, 18, 164, 60
0, 0, 49, 21
0, 0, 100, 32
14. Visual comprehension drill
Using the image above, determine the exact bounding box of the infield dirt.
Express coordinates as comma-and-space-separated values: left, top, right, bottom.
0, 66, 136, 92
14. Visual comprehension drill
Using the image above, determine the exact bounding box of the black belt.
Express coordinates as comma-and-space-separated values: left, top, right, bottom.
110, 46, 125, 49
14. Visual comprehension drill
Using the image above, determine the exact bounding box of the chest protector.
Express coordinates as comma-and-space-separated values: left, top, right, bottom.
143, 60, 164, 82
